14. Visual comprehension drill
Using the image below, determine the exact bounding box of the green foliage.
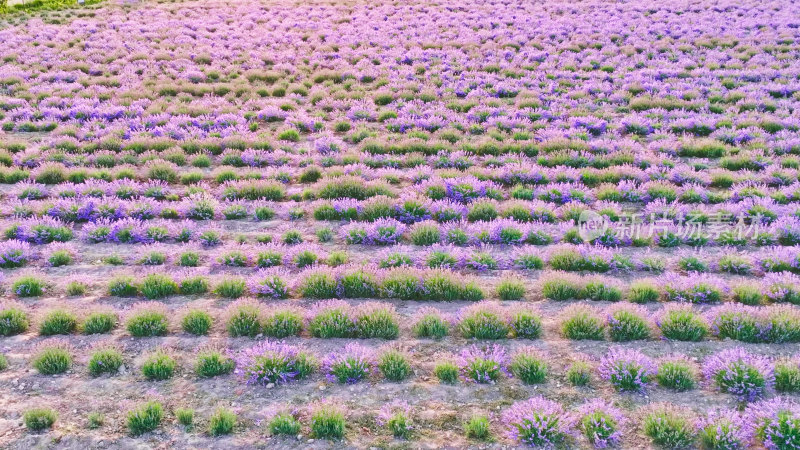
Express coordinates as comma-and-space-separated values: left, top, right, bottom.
561, 309, 605, 340
81, 312, 116, 334
214, 278, 247, 298
181, 310, 212, 335
126, 310, 169, 337
141, 351, 176, 380
310, 405, 345, 440
642, 408, 695, 449
434, 361, 459, 383
464, 415, 491, 441
127, 401, 164, 436
226, 303, 261, 337
412, 313, 448, 339
567, 361, 592, 386
176, 408, 194, 428
32, 346, 71, 375
509, 351, 547, 384
497, 278, 526, 300
0, 306, 28, 336
195, 349, 234, 378
88, 347, 123, 376
12, 276, 45, 297
378, 349, 411, 381
269, 413, 301, 435
23, 408, 57, 432
39, 309, 77, 336
656, 360, 696, 391
140, 274, 178, 299
208, 408, 236, 436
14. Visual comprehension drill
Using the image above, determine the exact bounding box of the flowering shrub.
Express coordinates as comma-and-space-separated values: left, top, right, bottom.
703, 348, 774, 401
0, 240, 31, 269
696, 409, 752, 450
234, 341, 316, 385
377, 402, 414, 439
322, 343, 374, 384
342, 218, 406, 245
458, 344, 508, 383
247, 269, 290, 299
599, 347, 656, 392
747, 398, 800, 449
660, 273, 726, 303
706, 304, 762, 343
576, 400, 625, 448
501, 396, 575, 447
606, 304, 651, 342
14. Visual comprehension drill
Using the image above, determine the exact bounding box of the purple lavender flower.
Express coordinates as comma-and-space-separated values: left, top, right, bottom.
576, 399, 626, 448
695, 409, 753, 450
659, 272, 726, 303
598, 347, 656, 392
247, 268, 290, 299
377, 401, 414, 438
745, 398, 800, 450
762, 272, 800, 304
501, 396, 576, 447
704, 303, 763, 343
341, 218, 406, 246
321, 342, 374, 384
0, 240, 32, 269
703, 348, 774, 402
458, 344, 508, 383
233, 340, 316, 386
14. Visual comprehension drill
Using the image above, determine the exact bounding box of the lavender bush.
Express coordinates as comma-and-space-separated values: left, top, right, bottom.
501, 396, 575, 447
234, 341, 316, 386
703, 348, 774, 402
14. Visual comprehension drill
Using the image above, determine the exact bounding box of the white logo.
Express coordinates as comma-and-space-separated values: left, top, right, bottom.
577, 210, 610, 241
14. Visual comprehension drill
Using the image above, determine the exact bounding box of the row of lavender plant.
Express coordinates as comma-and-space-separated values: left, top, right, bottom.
19, 394, 800, 447
6, 215, 800, 249
9, 173, 800, 214
4, 300, 800, 344
15, 337, 800, 399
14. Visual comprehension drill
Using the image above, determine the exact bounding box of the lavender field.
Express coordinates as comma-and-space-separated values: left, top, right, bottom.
1, 0, 800, 447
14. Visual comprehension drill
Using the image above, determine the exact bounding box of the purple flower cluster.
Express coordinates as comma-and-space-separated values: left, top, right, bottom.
598, 347, 656, 392
702, 348, 774, 401
321, 342, 374, 384
746, 398, 800, 450
341, 218, 407, 245
695, 409, 753, 450
458, 344, 508, 383
0, 240, 32, 268
576, 399, 626, 448
501, 396, 576, 447
233, 340, 316, 386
